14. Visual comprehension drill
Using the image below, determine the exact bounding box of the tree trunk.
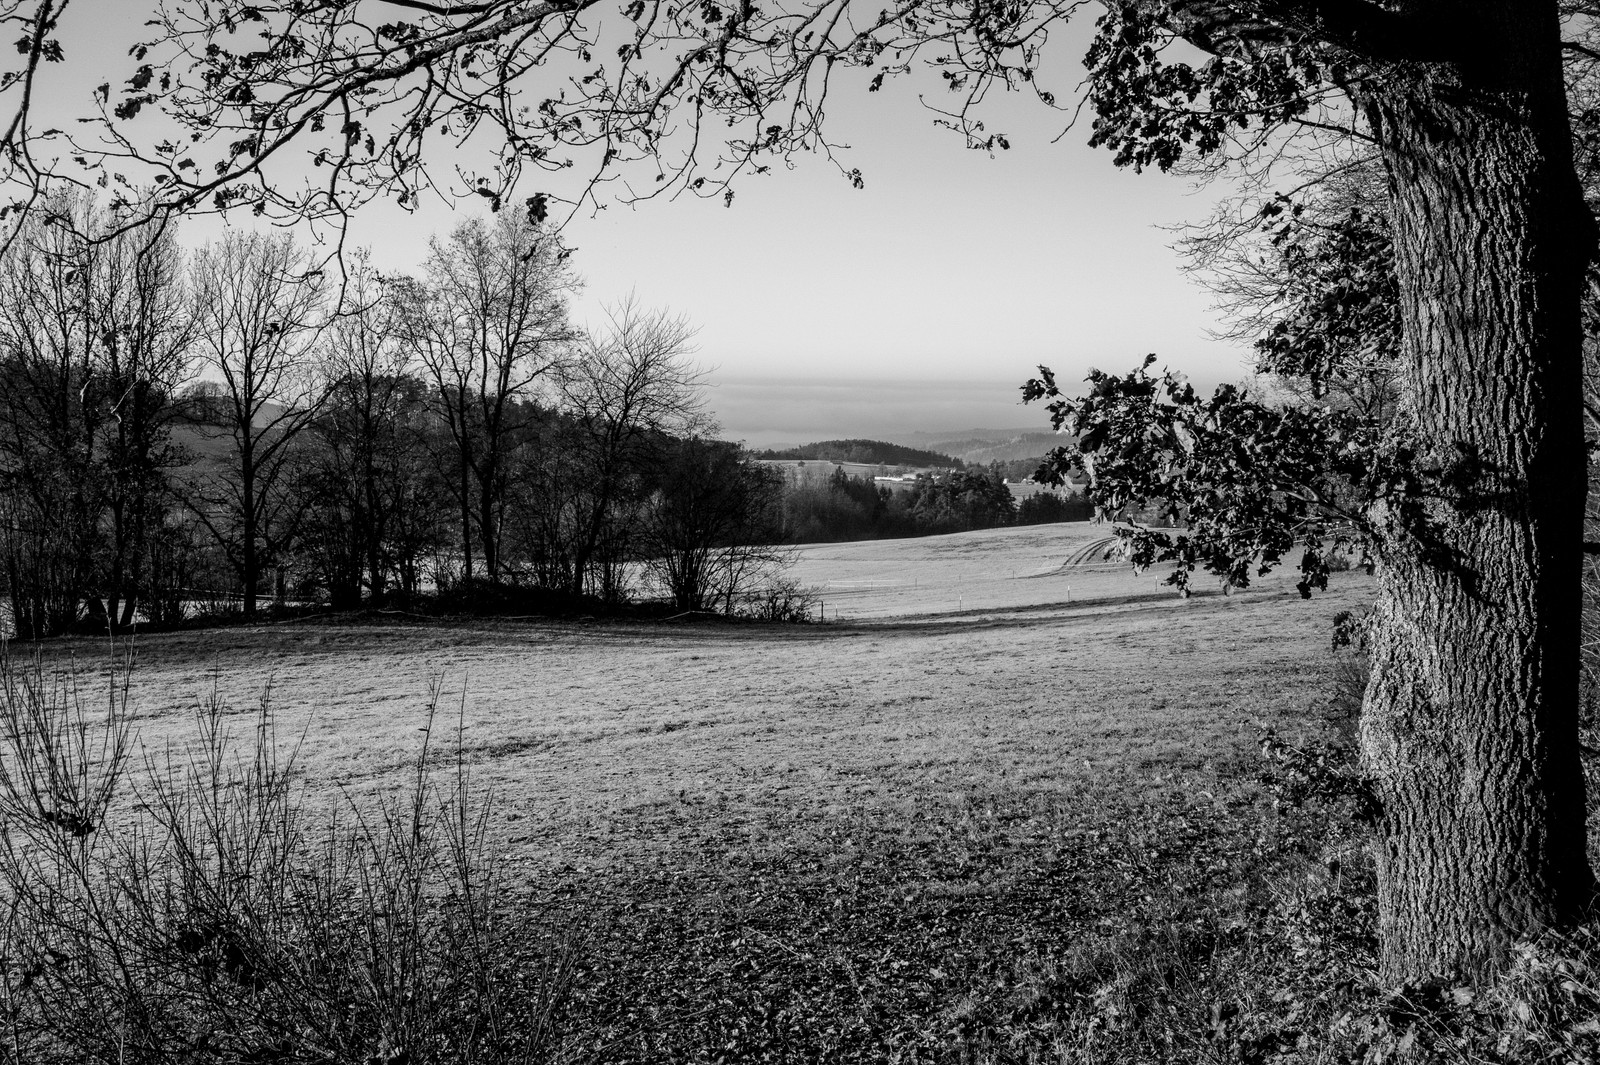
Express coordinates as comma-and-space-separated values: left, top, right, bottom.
123, 503, 146, 627
459, 454, 473, 585
107, 496, 127, 629
242, 445, 258, 617
365, 492, 386, 602
478, 479, 499, 584
362, 425, 386, 602
1359, 12, 1596, 982
119, 493, 143, 628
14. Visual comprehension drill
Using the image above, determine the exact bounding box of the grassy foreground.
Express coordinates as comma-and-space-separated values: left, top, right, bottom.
22, 524, 1600, 1062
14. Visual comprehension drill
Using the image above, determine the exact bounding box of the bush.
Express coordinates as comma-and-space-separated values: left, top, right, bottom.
1327, 607, 1372, 739
741, 577, 818, 623
434, 575, 606, 617
0, 650, 572, 1064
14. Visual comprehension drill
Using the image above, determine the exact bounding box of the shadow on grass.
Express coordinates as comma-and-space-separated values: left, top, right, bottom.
530, 769, 1373, 1064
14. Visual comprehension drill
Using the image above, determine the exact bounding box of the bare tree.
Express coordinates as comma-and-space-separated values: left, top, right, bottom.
1174, 154, 1402, 428
639, 438, 786, 614
0, 196, 110, 637
92, 208, 197, 625
185, 231, 325, 617
394, 213, 576, 585
0, 192, 193, 637
558, 295, 706, 599
306, 250, 437, 605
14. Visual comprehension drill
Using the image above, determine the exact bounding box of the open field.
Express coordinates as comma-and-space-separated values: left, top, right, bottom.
98, 521, 1341, 851
29, 523, 1376, 1061
788, 521, 1302, 620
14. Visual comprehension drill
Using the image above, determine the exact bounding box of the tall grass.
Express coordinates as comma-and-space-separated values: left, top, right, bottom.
0, 646, 572, 1064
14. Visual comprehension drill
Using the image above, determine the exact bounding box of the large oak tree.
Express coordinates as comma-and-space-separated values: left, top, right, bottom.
0, 0, 1592, 980
1040, 2, 1596, 982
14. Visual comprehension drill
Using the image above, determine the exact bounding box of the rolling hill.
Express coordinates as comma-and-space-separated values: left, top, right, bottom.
754, 438, 963, 468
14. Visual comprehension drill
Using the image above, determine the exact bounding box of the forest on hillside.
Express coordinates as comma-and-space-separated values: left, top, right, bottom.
780, 466, 1089, 543
756, 439, 963, 468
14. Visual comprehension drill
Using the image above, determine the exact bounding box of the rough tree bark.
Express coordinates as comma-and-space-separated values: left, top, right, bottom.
1357, 2, 1596, 980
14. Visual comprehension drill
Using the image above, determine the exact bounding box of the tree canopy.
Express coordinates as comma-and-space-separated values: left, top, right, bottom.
0, 0, 1373, 237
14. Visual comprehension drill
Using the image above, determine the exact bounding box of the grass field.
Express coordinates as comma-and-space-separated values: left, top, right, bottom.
33, 522, 1378, 1061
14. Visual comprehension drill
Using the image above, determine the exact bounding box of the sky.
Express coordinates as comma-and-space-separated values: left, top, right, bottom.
329, 84, 1254, 447
55, 2, 1255, 449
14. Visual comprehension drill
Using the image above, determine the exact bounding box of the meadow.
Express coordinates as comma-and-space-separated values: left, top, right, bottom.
107, 523, 1340, 853
43, 521, 1391, 1062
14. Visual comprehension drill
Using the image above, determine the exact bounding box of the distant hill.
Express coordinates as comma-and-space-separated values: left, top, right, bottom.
887, 429, 1066, 466
755, 439, 963, 468
894, 427, 1043, 446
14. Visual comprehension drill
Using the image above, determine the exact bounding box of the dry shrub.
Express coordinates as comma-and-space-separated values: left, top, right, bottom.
740, 577, 818, 623
0, 648, 572, 1064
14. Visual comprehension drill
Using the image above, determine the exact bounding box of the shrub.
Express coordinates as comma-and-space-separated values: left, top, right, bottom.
434, 575, 606, 617
0, 650, 572, 1064
1327, 607, 1372, 738
741, 577, 818, 623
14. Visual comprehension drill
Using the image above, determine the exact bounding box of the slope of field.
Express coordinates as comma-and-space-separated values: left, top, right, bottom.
76, 523, 1355, 866
32, 525, 1374, 1061
891, 427, 1065, 465
792, 521, 1302, 620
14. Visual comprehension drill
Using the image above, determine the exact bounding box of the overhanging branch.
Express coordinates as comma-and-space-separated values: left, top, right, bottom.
1166, 0, 1445, 63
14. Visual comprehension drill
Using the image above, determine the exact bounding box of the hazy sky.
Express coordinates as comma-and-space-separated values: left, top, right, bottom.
59, 2, 1254, 447
335, 76, 1252, 446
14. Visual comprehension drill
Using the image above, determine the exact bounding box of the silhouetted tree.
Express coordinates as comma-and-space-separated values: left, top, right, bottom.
394, 214, 576, 585
1016, 493, 1087, 525
0, 193, 194, 637
558, 296, 707, 599
185, 231, 326, 617
640, 439, 785, 613
94, 212, 197, 625
307, 253, 438, 605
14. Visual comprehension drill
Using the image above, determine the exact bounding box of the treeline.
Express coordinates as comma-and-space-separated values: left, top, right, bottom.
780, 466, 1089, 543
0, 196, 790, 639
757, 439, 963, 468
